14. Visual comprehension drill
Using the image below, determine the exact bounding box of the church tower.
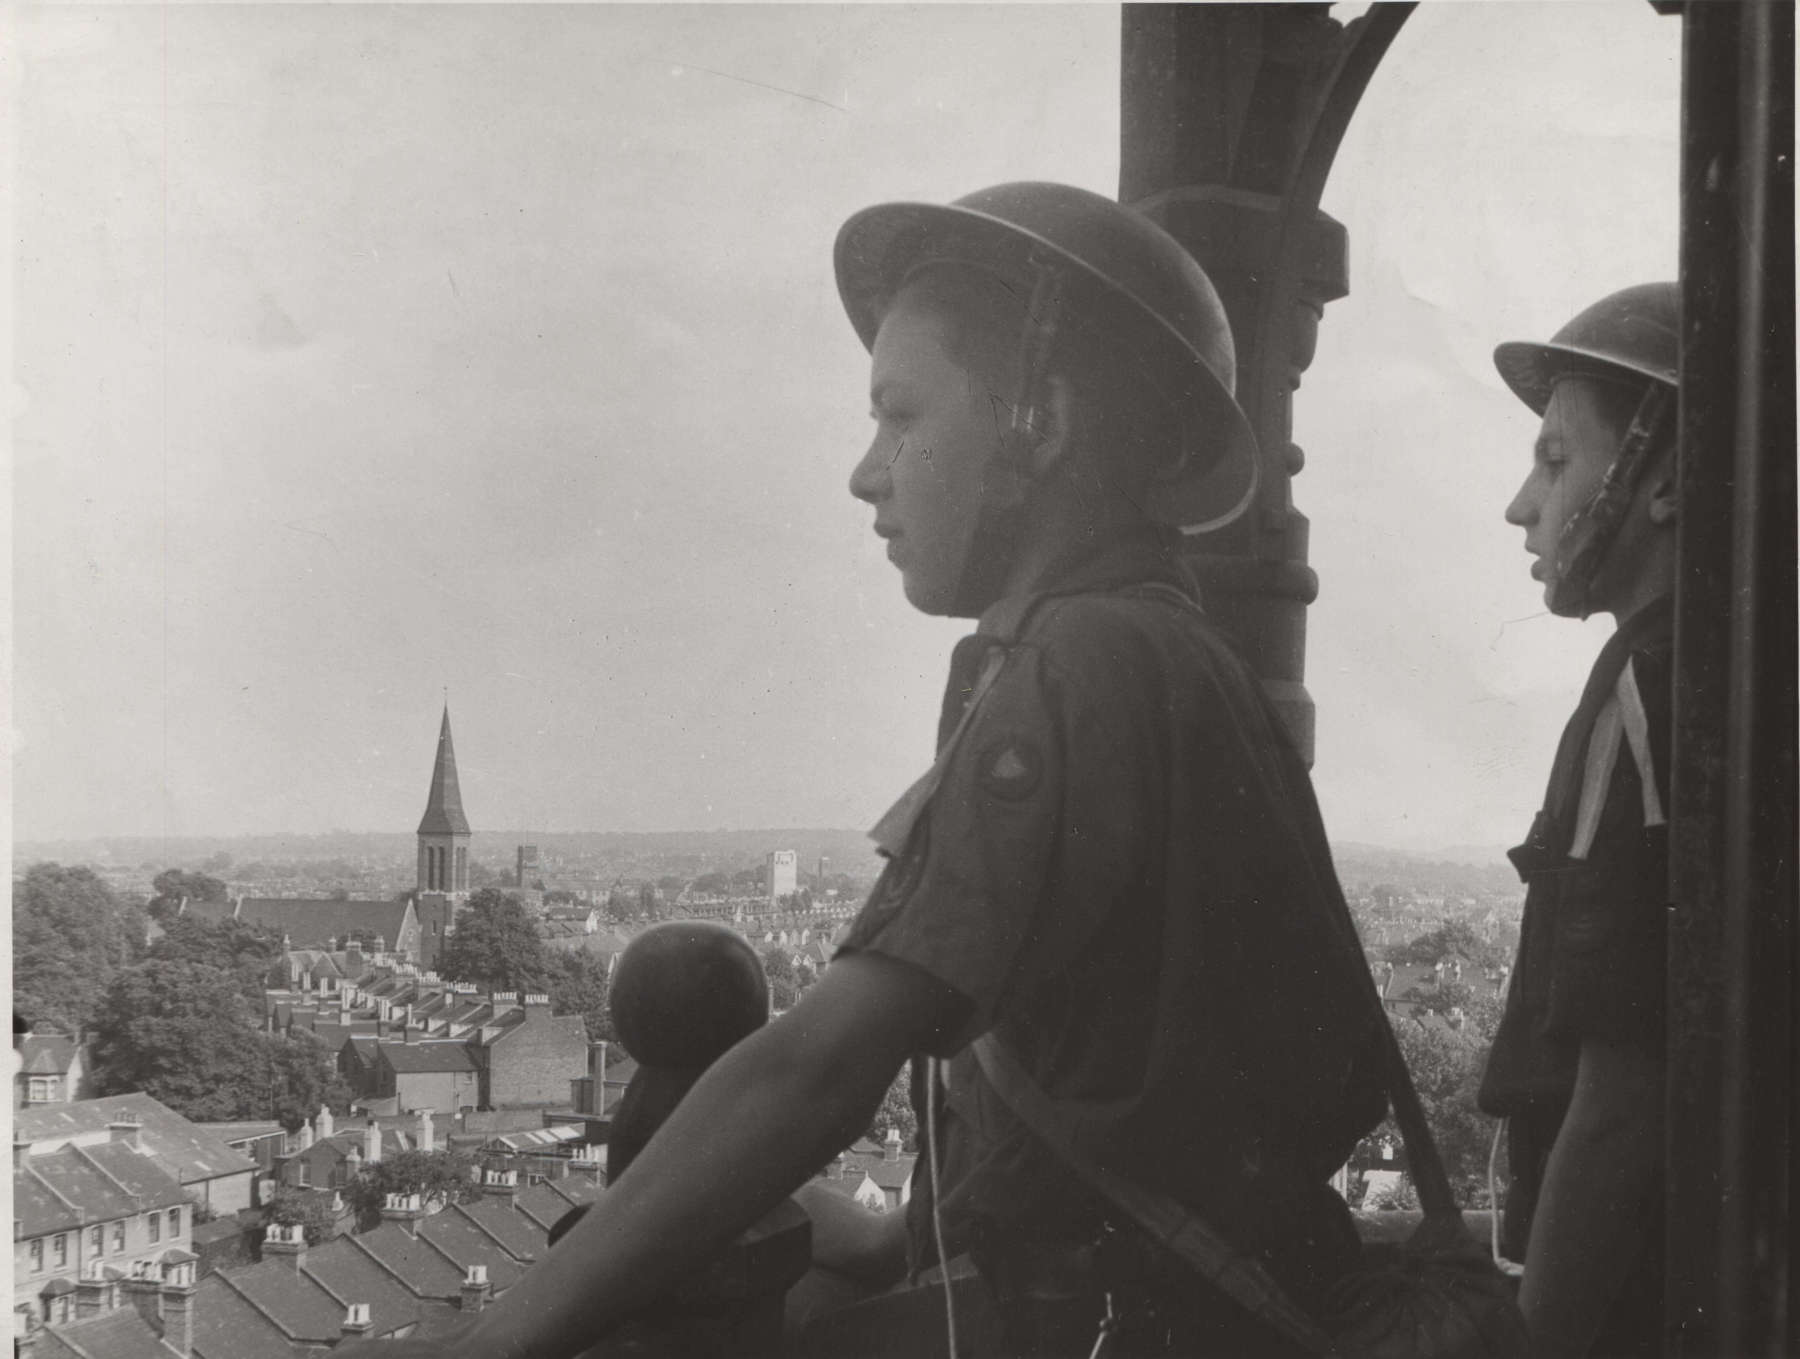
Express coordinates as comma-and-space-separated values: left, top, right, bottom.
417, 707, 471, 895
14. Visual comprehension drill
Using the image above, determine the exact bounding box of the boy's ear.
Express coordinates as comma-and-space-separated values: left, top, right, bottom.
1022, 374, 1076, 479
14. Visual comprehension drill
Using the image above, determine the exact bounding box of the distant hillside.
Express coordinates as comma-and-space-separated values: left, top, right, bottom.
19, 829, 1514, 896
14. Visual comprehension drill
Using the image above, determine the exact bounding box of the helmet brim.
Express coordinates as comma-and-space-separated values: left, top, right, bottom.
1493, 339, 1678, 418
835, 199, 1259, 536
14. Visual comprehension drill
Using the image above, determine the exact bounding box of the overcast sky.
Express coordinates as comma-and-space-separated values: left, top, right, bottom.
10, 2, 1681, 858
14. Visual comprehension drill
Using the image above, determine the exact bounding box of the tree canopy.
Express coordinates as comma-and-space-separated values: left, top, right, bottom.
437, 888, 553, 994
146, 914, 285, 1002
12, 862, 143, 1032
1384, 919, 1509, 971
549, 951, 614, 1043
344, 1149, 480, 1228
147, 868, 230, 920
88, 959, 346, 1125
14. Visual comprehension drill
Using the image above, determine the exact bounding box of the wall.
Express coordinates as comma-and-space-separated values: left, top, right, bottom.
482, 1012, 588, 1110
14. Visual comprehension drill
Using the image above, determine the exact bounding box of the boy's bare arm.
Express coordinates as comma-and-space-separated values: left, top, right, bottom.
335, 951, 966, 1359
1518, 1035, 1664, 1359
792, 1177, 911, 1286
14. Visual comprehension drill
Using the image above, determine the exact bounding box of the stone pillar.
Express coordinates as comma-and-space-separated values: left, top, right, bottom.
1119, 3, 1411, 763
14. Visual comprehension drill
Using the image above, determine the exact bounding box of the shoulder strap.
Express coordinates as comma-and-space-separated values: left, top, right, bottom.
970, 1034, 1339, 1355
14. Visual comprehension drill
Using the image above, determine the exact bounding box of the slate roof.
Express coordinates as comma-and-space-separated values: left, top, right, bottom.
236, 898, 417, 952
17, 1141, 189, 1235
19, 1032, 81, 1077
299, 1235, 429, 1336
14, 1094, 257, 1188
377, 1041, 478, 1074
451, 1196, 545, 1262
194, 1121, 286, 1145
485, 1012, 587, 1050
191, 1273, 319, 1359
32, 1307, 182, 1359
512, 1177, 604, 1232
346, 1221, 466, 1298
416, 1211, 524, 1291
211, 1257, 351, 1345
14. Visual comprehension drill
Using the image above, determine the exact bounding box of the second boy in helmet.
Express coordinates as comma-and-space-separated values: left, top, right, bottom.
1479, 283, 1680, 1359
338, 183, 1385, 1359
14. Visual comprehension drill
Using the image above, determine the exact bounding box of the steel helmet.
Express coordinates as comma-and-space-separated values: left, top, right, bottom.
1494, 282, 1680, 619
835, 182, 1259, 535
1493, 282, 1679, 416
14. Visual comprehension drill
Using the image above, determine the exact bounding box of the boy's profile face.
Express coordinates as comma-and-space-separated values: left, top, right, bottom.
1504, 376, 1646, 615
850, 294, 1005, 616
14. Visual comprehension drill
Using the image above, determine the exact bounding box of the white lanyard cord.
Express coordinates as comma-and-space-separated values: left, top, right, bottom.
1487, 1118, 1525, 1280
927, 1056, 960, 1357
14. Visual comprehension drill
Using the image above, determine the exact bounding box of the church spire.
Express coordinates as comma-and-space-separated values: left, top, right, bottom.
417, 706, 470, 836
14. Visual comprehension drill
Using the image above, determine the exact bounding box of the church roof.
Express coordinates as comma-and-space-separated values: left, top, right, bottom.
417, 707, 471, 836
237, 898, 416, 952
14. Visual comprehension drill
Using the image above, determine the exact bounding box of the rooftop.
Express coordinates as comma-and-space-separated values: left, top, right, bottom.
15, 1093, 256, 1187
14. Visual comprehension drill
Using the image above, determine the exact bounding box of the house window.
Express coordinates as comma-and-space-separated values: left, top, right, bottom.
28, 1076, 60, 1103
29, 1240, 42, 1273
55, 1296, 71, 1325
53, 1235, 67, 1267
168, 1207, 181, 1237
112, 1222, 125, 1252
148, 1213, 160, 1244
298, 1161, 311, 1188
90, 1226, 104, 1256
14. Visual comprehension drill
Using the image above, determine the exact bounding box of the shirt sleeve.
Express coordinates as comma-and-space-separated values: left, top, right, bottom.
1543, 647, 1672, 1047
838, 614, 1155, 1054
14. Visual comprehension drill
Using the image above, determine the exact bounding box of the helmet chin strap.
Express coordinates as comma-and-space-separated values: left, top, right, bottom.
947, 250, 1065, 618
1547, 382, 1674, 619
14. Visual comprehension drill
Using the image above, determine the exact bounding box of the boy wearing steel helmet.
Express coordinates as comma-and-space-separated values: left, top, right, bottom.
1478, 283, 1680, 1359
335, 183, 1384, 1359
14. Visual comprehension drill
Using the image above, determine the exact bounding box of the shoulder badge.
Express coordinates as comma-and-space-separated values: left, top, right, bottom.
976, 738, 1043, 800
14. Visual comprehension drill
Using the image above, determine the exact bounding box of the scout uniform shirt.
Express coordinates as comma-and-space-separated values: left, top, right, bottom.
836, 538, 1386, 1309
1477, 595, 1673, 1352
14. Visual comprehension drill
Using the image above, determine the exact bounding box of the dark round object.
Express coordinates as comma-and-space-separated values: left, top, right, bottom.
610, 921, 770, 1068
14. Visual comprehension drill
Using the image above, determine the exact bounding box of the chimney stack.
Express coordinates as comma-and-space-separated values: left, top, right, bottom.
75, 1260, 116, 1320
884, 1128, 901, 1163
159, 1256, 197, 1356
380, 1192, 426, 1236
416, 1107, 434, 1154
317, 1105, 335, 1141
827, 1154, 845, 1181
364, 1119, 382, 1166
123, 1261, 165, 1332
341, 1303, 374, 1340
460, 1265, 492, 1313
262, 1221, 307, 1271
14, 1129, 32, 1169
108, 1112, 144, 1150
480, 1167, 519, 1204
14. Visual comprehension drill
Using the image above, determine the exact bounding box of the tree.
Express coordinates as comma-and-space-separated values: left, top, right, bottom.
147, 868, 229, 921
266, 1033, 354, 1132
266, 1186, 346, 1245
1386, 919, 1508, 971
1378, 1018, 1498, 1208
866, 1062, 918, 1148
13, 862, 143, 1032
550, 952, 614, 1043
88, 961, 269, 1120
88, 960, 346, 1125
438, 888, 553, 994
761, 947, 802, 1011
146, 915, 285, 1002
345, 1149, 479, 1228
